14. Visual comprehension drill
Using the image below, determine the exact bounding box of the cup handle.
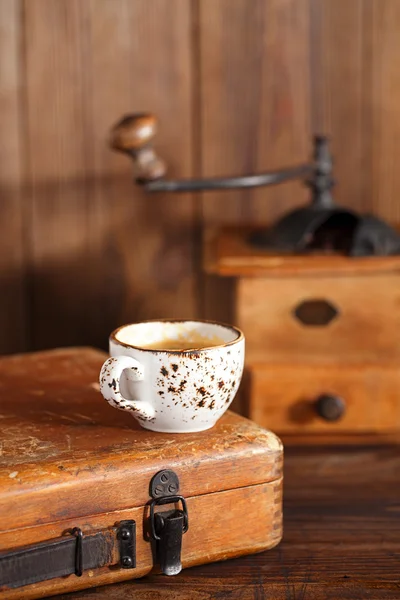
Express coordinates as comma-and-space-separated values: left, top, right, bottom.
99, 356, 155, 421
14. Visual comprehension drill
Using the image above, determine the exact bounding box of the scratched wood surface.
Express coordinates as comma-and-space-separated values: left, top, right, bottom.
54, 443, 400, 600
0, 348, 282, 531
0, 347, 282, 599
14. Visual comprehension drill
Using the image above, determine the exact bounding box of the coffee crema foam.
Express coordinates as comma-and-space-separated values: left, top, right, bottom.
139, 335, 226, 351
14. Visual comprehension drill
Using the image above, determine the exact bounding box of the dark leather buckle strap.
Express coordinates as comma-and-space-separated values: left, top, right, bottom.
0, 521, 136, 590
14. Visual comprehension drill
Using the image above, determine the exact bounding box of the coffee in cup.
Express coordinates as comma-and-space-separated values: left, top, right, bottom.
99, 320, 245, 433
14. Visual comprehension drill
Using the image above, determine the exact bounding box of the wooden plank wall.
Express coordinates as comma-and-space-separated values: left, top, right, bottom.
0, 0, 26, 354
1, 0, 400, 354
24, 0, 197, 351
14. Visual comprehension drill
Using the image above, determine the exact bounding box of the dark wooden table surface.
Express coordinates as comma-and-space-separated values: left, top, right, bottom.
55, 444, 400, 600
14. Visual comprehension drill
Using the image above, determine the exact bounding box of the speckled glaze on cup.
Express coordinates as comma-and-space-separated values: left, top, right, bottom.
99, 320, 245, 433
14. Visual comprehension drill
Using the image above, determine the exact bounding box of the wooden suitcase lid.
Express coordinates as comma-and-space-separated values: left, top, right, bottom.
0, 348, 282, 531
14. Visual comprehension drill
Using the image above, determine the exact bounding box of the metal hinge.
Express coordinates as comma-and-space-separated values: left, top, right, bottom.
117, 520, 136, 569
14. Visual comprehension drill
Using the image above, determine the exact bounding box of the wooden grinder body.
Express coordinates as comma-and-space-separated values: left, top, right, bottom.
205, 226, 400, 439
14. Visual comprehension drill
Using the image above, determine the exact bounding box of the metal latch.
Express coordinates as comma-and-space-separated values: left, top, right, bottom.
149, 470, 189, 576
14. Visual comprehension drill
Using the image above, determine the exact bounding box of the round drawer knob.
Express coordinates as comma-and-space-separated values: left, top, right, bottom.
315, 394, 346, 422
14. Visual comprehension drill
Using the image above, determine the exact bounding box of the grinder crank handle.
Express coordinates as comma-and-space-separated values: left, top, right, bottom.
110, 113, 167, 183
109, 112, 318, 193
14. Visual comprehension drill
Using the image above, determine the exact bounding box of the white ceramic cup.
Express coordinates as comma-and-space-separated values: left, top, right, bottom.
99, 320, 245, 433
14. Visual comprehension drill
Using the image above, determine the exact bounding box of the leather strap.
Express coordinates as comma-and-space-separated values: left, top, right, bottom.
0, 528, 117, 589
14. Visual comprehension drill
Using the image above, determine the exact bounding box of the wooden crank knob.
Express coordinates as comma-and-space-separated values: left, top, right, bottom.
315, 394, 346, 422
110, 114, 157, 152
109, 113, 167, 182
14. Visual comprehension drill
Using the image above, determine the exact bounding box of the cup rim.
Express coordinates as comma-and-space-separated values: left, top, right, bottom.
109, 318, 244, 354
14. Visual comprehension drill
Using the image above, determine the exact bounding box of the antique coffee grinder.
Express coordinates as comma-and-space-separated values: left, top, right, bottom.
110, 113, 400, 441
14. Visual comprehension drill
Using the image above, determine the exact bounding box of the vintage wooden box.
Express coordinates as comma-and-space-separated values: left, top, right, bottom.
0, 348, 283, 599
205, 226, 400, 439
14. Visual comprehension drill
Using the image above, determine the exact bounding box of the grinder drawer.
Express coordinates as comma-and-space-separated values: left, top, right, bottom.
248, 363, 400, 434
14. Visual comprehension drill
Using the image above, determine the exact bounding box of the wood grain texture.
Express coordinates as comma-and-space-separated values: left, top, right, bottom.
199, 0, 311, 225
198, 0, 311, 322
206, 225, 400, 438
236, 273, 400, 364
2, 1, 400, 353
23, 0, 93, 350
2, 0, 400, 353
369, 0, 400, 221
204, 226, 400, 277
85, 0, 198, 343
0, 0, 27, 354
1, 481, 281, 600
199, 0, 400, 325
311, 0, 367, 214
0, 347, 282, 531
313, 0, 400, 221
248, 362, 400, 434
50, 443, 400, 600
23, 0, 197, 351
0, 347, 282, 598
